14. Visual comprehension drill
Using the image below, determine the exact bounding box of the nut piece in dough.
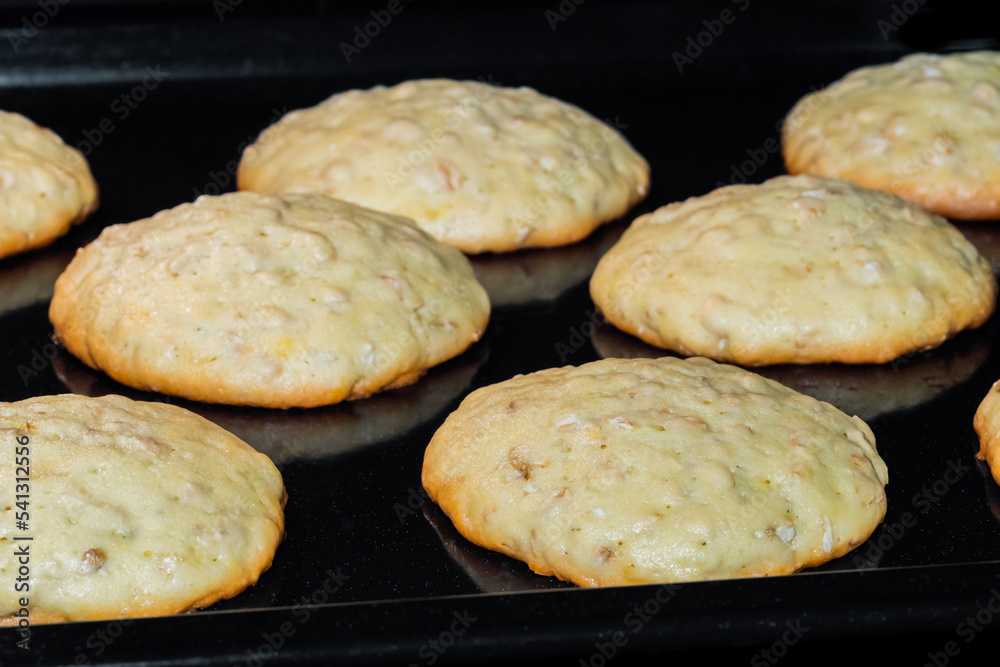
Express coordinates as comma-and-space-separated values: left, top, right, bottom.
0, 394, 285, 624
422, 356, 888, 586
0, 110, 98, 260
50, 192, 490, 408
783, 51, 1000, 220
590, 175, 996, 365
237, 79, 650, 253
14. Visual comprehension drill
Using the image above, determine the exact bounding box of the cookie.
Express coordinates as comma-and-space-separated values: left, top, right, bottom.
783, 51, 1000, 220
422, 356, 888, 587
974, 382, 1000, 487
590, 175, 997, 365
237, 79, 650, 253
424, 504, 570, 594
0, 110, 98, 260
0, 394, 285, 624
50, 192, 490, 408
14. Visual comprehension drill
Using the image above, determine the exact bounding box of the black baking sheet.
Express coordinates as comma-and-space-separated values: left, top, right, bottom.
4, 1, 1000, 664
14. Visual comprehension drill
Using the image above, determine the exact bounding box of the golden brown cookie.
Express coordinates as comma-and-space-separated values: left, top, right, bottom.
974, 381, 1000, 487
422, 356, 888, 587
783, 51, 1000, 220
50, 192, 490, 408
0, 394, 285, 624
590, 175, 996, 365
237, 79, 649, 253
0, 110, 98, 260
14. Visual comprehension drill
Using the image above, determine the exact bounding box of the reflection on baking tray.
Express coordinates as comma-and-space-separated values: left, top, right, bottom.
0, 247, 74, 315
591, 324, 991, 422
976, 456, 1000, 530
52, 341, 488, 464
956, 224, 1000, 272
422, 504, 574, 593
469, 220, 625, 307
